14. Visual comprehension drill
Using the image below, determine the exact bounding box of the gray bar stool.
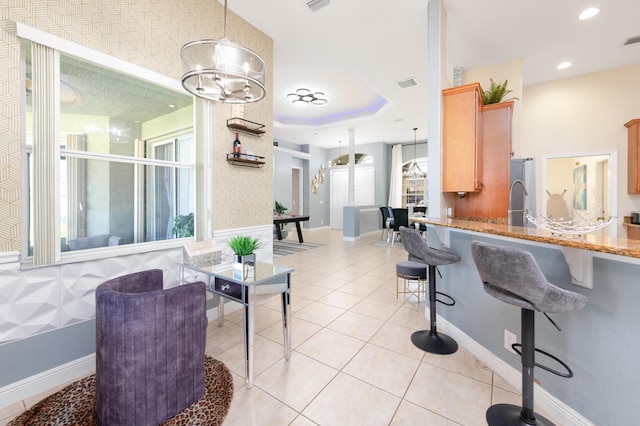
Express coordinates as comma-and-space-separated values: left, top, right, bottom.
471, 241, 588, 426
400, 226, 461, 355
396, 260, 427, 302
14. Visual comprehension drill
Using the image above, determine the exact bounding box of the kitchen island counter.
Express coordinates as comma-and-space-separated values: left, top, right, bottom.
411, 217, 640, 259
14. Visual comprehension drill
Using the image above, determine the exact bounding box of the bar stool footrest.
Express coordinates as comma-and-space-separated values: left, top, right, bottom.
511, 344, 574, 378
435, 291, 455, 306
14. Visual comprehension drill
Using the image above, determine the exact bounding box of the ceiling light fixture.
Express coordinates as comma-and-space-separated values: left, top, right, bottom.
287, 88, 328, 106
180, 0, 266, 103
579, 7, 600, 20
557, 61, 572, 70
403, 128, 427, 181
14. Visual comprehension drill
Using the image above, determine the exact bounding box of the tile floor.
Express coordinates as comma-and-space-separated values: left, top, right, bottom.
1, 228, 554, 426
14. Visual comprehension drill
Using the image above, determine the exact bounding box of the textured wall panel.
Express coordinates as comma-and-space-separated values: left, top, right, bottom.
0, 247, 183, 342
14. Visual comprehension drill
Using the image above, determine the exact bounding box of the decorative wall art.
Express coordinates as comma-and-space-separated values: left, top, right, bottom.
311, 164, 326, 194
573, 164, 587, 210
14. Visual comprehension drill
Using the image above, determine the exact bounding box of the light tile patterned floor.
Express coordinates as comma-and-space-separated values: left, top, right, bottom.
1, 228, 556, 426
210, 228, 551, 426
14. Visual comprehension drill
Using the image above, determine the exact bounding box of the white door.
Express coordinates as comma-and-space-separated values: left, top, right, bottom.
330, 169, 349, 229
330, 167, 375, 229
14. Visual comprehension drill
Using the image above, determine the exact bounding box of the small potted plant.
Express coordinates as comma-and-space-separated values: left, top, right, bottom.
481, 78, 519, 105
227, 234, 263, 279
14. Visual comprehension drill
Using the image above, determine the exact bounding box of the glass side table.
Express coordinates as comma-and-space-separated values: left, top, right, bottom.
179, 261, 293, 388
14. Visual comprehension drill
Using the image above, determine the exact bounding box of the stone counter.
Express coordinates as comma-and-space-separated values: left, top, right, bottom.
411, 217, 640, 259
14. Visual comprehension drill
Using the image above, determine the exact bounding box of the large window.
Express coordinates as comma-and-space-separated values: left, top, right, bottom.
21, 34, 195, 265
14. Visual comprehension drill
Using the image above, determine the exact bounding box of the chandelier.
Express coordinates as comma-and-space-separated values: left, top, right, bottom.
403, 127, 427, 180
287, 88, 327, 105
180, 0, 266, 103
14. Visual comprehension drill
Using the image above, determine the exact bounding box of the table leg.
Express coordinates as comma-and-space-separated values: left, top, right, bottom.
275, 224, 283, 240
244, 299, 255, 388
217, 294, 224, 327
281, 275, 291, 360
295, 221, 304, 243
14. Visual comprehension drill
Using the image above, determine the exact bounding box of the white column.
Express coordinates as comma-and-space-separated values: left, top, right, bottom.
347, 128, 355, 205
427, 0, 445, 219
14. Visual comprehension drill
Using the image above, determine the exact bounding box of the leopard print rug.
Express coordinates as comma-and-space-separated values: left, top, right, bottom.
9, 356, 234, 426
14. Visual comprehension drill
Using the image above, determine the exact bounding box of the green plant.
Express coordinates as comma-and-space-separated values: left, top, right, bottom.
274, 201, 288, 215
227, 234, 263, 256
481, 78, 519, 105
172, 213, 194, 238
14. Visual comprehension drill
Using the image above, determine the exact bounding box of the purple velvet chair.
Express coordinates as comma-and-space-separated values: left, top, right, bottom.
95, 269, 207, 426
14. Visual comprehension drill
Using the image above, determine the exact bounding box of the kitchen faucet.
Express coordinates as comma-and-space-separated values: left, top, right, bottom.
508, 179, 528, 226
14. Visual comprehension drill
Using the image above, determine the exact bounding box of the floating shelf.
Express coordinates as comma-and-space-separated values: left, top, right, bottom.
227, 117, 266, 137
226, 153, 265, 168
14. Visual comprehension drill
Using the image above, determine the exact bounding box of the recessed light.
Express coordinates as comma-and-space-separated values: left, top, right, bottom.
557, 62, 572, 70
579, 7, 599, 20
168, 104, 175, 108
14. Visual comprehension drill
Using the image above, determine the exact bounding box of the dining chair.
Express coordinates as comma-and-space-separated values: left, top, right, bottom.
379, 206, 394, 240
391, 208, 409, 245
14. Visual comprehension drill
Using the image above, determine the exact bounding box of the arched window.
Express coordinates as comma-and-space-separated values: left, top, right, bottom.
330, 153, 373, 167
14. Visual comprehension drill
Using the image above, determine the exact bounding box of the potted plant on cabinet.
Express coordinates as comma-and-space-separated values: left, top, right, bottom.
481, 78, 519, 105
227, 235, 263, 279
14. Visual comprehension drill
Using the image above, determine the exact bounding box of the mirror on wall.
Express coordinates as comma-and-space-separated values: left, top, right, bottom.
542, 151, 617, 237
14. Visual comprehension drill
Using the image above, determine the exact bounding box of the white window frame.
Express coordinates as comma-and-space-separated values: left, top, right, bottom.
18, 23, 198, 268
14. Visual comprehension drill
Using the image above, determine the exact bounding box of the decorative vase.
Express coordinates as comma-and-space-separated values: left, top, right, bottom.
233, 253, 255, 280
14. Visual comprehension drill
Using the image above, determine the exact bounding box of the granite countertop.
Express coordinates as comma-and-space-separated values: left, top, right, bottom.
411, 217, 640, 259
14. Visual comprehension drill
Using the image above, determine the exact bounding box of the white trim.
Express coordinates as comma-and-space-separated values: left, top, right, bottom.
0, 354, 95, 410
16, 23, 182, 93
0, 252, 20, 265
274, 145, 312, 160
433, 311, 596, 426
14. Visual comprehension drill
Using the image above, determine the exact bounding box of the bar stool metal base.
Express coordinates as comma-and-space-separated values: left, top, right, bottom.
486, 403, 554, 426
410, 264, 458, 355
411, 330, 458, 355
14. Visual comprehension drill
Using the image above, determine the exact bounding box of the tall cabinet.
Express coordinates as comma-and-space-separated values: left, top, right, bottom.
442, 83, 483, 194
442, 82, 514, 220
625, 119, 640, 194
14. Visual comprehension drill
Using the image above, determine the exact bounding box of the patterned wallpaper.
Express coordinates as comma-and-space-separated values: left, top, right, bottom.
0, 0, 274, 251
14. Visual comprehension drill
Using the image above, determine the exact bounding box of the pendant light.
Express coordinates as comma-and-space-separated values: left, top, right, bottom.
180, 0, 266, 103
403, 127, 427, 180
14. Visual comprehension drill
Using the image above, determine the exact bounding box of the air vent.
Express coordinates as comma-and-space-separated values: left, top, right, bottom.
397, 77, 419, 89
307, 0, 331, 12
624, 35, 640, 46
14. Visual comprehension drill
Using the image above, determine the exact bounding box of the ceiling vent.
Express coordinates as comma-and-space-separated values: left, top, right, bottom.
623, 35, 640, 46
307, 0, 331, 12
396, 77, 419, 89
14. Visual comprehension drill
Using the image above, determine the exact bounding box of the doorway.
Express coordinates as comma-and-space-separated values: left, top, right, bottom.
292, 167, 303, 216
330, 167, 375, 229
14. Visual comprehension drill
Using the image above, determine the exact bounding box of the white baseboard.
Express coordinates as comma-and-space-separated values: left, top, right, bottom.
433, 310, 595, 426
0, 354, 96, 410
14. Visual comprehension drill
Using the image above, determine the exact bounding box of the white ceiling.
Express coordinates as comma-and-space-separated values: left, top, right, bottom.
228, 0, 640, 149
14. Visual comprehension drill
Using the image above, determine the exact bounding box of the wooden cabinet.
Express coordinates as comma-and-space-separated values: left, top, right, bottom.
442, 83, 483, 193
625, 119, 640, 193
454, 101, 513, 219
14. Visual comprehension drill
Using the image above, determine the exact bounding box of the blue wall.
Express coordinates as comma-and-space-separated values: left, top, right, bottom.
428, 228, 640, 425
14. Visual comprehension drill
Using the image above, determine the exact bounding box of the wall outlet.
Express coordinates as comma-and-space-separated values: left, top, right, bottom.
321, 220, 324, 225
504, 329, 517, 352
